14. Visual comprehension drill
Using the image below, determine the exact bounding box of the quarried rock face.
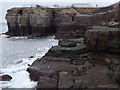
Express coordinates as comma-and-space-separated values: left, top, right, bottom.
6, 7, 53, 37
85, 26, 120, 53
85, 26, 120, 85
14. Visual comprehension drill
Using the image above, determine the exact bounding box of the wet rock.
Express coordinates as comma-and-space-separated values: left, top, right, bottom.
0, 75, 12, 81
58, 71, 74, 88
28, 64, 31, 66
37, 77, 57, 88
27, 66, 57, 81
29, 56, 34, 58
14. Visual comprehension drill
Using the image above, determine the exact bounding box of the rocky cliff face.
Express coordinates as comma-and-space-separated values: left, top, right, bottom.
85, 26, 120, 85
6, 7, 53, 37
27, 26, 120, 88
85, 26, 120, 53
6, 7, 119, 39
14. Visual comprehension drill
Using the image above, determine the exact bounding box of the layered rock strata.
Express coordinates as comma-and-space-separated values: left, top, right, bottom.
27, 35, 120, 88
6, 8, 53, 37
85, 26, 120, 53
6, 7, 119, 39
85, 26, 120, 85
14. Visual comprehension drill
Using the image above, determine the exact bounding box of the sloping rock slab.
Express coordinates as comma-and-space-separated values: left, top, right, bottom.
27, 57, 78, 81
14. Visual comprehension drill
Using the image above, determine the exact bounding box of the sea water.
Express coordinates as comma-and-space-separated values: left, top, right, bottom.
0, 23, 58, 88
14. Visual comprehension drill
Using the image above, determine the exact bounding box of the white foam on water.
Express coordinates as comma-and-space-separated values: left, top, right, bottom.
0, 56, 40, 88
12, 36, 28, 39
0, 36, 58, 88
0, 34, 7, 37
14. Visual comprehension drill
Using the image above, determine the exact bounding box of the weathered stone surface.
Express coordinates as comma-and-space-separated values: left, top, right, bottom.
107, 21, 120, 28
27, 48, 120, 88
59, 39, 77, 47
92, 10, 118, 25
73, 80, 87, 88
74, 65, 119, 88
108, 58, 120, 84
74, 15, 92, 26
6, 7, 53, 37
27, 56, 78, 81
58, 71, 74, 88
85, 26, 120, 53
37, 77, 57, 88
88, 52, 120, 65
0, 74, 12, 81
6, 7, 119, 39
45, 56, 71, 62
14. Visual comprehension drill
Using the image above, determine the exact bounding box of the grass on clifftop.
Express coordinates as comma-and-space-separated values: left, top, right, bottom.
51, 44, 86, 51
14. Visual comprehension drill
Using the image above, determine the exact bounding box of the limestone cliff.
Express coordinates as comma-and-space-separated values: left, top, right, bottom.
6, 7, 53, 37
5, 7, 119, 39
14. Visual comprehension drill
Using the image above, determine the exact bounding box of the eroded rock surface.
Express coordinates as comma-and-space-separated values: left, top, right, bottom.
85, 26, 120, 53
27, 41, 120, 88
6, 7, 53, 37
85, 26, 120, 86
5, 7, 119, 39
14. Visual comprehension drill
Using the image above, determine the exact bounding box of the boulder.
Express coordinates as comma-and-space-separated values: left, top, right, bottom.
0, 74, 12, 81
59, 39, 77, 47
